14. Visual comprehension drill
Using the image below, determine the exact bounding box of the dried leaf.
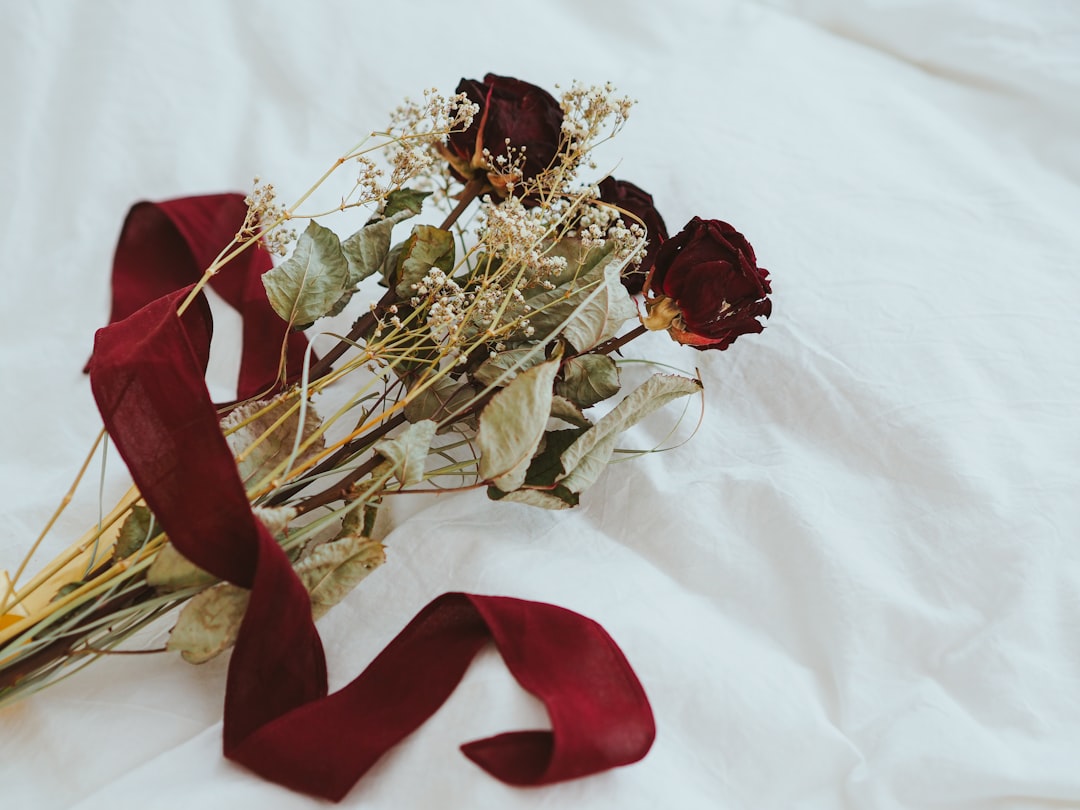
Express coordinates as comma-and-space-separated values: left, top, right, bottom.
559, 373, 702, 493
114, 504, 160, 560
147, 507, 291, 593
558, 433, 618, 494
262, 220, 350, 328
166, 582, 249, 664
166, 535, 385, 663
489, 488, 577, 510
555, 354, 621, 408
472, 347, 544, 387
221, 394, 324, 489
51, 582, 84, 602
487, 428, 584, 509
341, 497, 381, 539
559, 260, 637, 352
391, 225, 455, 298
373, 420, 437, 487
340, 206, 418, 291
296, 535, 386, 620
476, 354, 560, 492
253, 505, 297, 537
146, 542, 217, 592
381, 187, 431, 219
404, 376, 476, 425
550, 395, 592, 428
517, 242, 632, 348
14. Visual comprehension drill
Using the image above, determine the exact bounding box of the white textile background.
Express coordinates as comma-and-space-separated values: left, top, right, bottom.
1, 1, 1079, 808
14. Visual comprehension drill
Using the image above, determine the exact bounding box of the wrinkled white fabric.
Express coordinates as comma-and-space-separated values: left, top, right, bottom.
1, 1, 1078, 808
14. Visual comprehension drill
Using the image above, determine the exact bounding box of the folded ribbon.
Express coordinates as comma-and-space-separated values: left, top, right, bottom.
85, 197, 655, 800
91, 194, 315, 400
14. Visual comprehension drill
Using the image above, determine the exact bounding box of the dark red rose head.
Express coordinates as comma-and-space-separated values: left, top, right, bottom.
441, 73, 564, 197
643, 217, 772, 350
597, 177, 668, 295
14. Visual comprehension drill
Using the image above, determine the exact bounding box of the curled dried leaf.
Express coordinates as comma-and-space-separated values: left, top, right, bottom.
166, 582, 249, 664
296, 535, 386, 620
221, 394, 325, 489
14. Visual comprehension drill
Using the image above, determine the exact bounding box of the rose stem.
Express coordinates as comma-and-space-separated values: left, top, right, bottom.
265, 412, 409, 508
290, 323, 652, 515
582, 323, 647, 357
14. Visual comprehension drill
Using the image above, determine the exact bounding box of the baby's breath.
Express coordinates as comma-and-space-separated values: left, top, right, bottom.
353, 155, 386, 202
387, 89, 478, 190
243, 177, 296, 256
518, 82, 635, 201
478, 197, 568, 284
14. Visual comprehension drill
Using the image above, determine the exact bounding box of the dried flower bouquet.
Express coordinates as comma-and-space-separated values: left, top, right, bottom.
0, 74, 772, 711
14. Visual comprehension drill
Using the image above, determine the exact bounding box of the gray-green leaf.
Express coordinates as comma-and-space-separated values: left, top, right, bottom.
114, 504, 160, 560
476, 355, 561, 492
516, 242, 634, 349
404, 376, 476, 425
373, 420, 437, 487
550, 395, 592, 428
148, 506, 293, 593
392, 225, 456, 298
341, 497, 380, 539
490, 488, 577, 510
166, 536, 386, 663
559, 373, 702, 493
382, 188, 431, 219
472, 347, 545, 387
146, 542, 217, 592
558, 433, 618, 494
555, 354, 621, 408
559, 259, 638, 351
486, 427, 583, 509
262, 220, 350, 328
341, 207, 418, 289
253, 505, 297, 537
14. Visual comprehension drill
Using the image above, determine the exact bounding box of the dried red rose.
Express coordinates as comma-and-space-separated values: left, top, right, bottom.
597, 177, 668, 294
442, 73, 564, 197
643, 217, 772, 350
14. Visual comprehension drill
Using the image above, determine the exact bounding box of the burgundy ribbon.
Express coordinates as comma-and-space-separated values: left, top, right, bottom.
90, 194, 314, 400
85, 198, 655, 800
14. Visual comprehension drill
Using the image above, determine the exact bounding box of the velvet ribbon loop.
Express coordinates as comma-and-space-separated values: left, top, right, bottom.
90, 194, 314, 400
85, 197, 655, 800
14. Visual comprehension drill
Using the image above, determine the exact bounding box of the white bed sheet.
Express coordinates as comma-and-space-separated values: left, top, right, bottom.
2, 1, 1079, 808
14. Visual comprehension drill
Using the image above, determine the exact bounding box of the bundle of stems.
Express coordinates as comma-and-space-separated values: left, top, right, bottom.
0, 81, 700, 708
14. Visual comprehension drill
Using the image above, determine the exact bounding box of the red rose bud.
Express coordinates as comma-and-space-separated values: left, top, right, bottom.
442, 73, 564, 197
643, 217, 772, 350
597, 177, 668, 294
